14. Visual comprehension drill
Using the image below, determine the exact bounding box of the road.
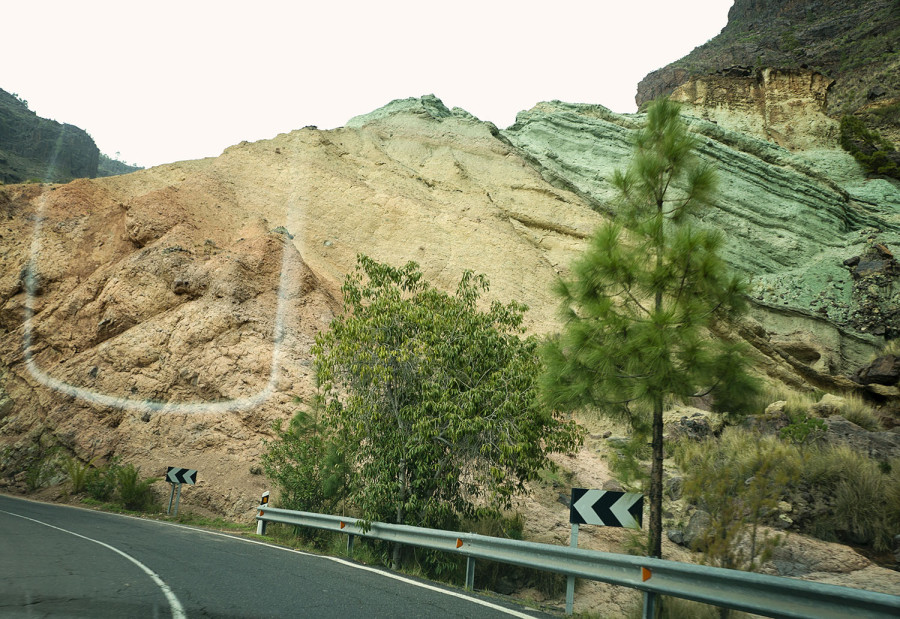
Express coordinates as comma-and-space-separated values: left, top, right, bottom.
0, 494, 552, 618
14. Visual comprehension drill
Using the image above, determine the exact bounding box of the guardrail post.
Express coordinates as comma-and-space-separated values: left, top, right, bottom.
347, 534, 354, 557
565, 523, 579, 615
465, 556, 475, 591
256, 491, 269, 535
642, 590, 657, 619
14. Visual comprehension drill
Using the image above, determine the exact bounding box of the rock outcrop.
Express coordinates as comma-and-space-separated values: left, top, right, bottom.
501, 99, 900, 375
669, 67, 838, 151
636, 0, 900, 144
0, 89, 99, 183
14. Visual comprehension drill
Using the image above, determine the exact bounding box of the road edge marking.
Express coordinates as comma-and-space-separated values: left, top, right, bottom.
0, 509, 187, 619
0, 496, 539, 618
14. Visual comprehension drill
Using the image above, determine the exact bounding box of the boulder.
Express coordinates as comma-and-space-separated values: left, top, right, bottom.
680, 510, 712, 549
853, 354, 900, 386
666, 414, 712, 442
811, 393, 845, 417
824, 416, 900, 460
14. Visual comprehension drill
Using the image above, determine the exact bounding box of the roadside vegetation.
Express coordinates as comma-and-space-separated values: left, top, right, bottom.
263, 254, 581, 575
12, 448, 163, 515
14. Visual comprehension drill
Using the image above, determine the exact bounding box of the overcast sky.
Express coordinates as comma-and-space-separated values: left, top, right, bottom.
5, 1, 732, 168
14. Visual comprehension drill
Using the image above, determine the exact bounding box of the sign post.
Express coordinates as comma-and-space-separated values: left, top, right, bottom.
566, 488, 644, 615
165, 467, 197, 517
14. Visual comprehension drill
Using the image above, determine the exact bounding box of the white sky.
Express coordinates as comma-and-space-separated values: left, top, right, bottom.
4, 1, 732, 168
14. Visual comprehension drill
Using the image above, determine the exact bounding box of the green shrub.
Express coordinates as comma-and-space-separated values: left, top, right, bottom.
261, 398, 349, 519
800, 446, 898, 550
116, 463, 158, 511
681, 426, 899, 554
25, 458, 53, 491
830, 456, 898, 551
85, 460, 119, 501
840, 115, 900, 180
780, 415, 827, 447
63, 456, 95, 494
677, 429, 799, 571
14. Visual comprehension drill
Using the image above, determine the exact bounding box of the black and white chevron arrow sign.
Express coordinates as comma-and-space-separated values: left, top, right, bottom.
569, 488, 643, 528
166, 467, 197, 485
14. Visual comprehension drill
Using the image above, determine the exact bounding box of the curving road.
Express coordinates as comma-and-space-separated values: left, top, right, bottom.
0, 494, 551, 618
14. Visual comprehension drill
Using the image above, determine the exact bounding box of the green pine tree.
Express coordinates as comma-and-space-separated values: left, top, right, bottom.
541, 98, 759, 558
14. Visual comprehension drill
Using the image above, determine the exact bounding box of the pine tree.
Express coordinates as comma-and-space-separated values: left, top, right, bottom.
541, 98, 759, 558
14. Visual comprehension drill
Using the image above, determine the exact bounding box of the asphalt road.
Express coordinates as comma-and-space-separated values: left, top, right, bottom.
0, 494, 553, 618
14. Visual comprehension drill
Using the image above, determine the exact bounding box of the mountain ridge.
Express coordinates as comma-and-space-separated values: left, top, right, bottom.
636, 0, 900, 143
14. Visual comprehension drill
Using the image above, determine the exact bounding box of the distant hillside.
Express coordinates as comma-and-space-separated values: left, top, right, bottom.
637, 0, 900, 142
97, 153, 143, 177
0, 88, 143, 183
0, 89, 99, 183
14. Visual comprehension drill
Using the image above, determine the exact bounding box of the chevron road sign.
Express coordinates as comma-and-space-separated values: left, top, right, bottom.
569, 488, 643, 528
166, 467, 198, 517
166, 467, 197, 485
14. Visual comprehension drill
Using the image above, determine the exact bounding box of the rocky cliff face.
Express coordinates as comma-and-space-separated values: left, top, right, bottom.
3, 92, 898, 502
668, 66, 838, 151
637, 0, 900, 142
0, 99, 602, 519
2, 91, 899, 608
504, 99, 900, 378
0, 89, 100, 183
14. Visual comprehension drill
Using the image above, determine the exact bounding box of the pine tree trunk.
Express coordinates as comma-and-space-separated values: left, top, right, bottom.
649, 394, 664, 559
649, 201, 665, 560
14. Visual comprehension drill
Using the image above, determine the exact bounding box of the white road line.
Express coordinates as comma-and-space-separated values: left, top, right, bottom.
0, 509, 187, 619
147, 518, 540, 618
1, 497, 539, 618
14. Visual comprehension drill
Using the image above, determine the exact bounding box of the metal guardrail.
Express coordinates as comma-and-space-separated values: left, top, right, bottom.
255, 505, 900, 619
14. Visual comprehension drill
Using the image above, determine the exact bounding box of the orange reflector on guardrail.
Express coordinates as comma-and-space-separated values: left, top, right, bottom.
340, 521, 345, 529
456, 538, 463, 548
642, 567, 652, 582
258, 510, 264, 517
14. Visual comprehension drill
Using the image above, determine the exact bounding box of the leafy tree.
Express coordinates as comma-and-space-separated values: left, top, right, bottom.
314, 255, 581, 568
262, 395, 349, 520
541, 98, 759, 558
